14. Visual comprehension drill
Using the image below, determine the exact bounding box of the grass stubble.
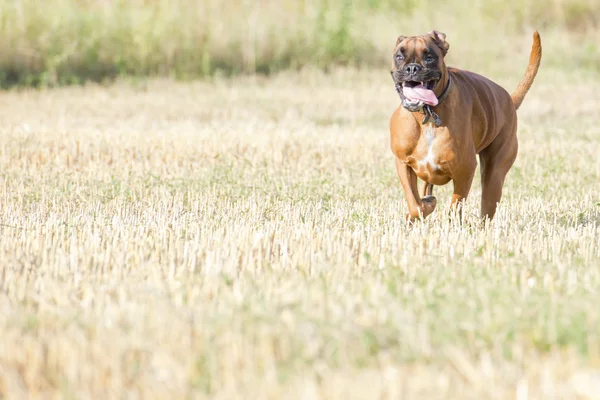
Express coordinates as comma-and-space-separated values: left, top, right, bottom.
0, 65, 599, 397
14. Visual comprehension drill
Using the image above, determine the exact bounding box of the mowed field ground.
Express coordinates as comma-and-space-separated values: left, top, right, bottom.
0, 64, 599, 398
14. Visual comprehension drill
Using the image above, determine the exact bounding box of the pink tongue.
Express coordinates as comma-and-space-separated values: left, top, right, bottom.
403, 84, 438, 106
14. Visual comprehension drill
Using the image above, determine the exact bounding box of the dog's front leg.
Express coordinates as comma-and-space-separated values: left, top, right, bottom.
449, 163, 476, 220
395, 158, 436, 221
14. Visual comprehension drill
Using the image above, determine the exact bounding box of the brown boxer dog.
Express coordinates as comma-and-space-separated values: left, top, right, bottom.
389, 31, 541, 221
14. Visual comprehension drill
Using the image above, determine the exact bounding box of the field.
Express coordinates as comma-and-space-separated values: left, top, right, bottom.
0, 0, 598, 86
0, 55, 599, 398
1, 0, 600, 397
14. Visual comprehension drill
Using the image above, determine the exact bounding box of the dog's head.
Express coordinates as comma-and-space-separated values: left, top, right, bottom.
390, 31, 450, 112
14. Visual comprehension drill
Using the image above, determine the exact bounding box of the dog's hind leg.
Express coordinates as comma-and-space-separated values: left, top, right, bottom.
421, 181, 434, 198
479, 128, 518, 220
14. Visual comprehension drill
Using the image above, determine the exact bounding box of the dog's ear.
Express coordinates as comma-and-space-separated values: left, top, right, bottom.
395, 35, 408, 47
428, 30, 449, 55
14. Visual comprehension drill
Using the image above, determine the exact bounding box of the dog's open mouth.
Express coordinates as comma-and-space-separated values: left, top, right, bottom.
402, 79, 439, 106
403, 80, 437, 90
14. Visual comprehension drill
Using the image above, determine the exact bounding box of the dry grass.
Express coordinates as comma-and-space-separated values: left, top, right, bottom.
0, 62, 599, 399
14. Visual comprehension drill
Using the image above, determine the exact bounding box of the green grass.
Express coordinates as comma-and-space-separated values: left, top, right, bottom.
0, 0, 598, 87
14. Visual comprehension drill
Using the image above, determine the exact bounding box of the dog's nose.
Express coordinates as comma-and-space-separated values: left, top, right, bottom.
404, 63, 422, 76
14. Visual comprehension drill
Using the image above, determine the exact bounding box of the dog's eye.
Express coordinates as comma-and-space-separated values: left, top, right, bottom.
425, 55, 435, 63
395, 54, 404, 62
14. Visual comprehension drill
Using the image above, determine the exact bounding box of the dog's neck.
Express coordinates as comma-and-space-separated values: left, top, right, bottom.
433, 67, 451, 100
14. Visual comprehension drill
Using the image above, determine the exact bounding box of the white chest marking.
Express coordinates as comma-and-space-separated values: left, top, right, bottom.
417, 125, 440, 171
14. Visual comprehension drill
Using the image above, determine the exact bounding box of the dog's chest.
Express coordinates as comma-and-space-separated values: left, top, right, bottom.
405, 125, 451, 181
417, 125, 440, 170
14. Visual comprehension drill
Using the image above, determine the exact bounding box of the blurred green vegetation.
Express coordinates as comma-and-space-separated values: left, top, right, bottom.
0, 0, 598, 87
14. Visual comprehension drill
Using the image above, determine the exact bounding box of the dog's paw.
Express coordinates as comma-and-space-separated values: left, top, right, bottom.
405, 196, 437, 222
421, 195, 437, 216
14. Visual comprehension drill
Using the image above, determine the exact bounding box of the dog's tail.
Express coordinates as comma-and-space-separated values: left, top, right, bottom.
511, 31, 542, 110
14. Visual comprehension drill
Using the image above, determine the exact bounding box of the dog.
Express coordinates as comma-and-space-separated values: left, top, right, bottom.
389, 30, 541, 221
